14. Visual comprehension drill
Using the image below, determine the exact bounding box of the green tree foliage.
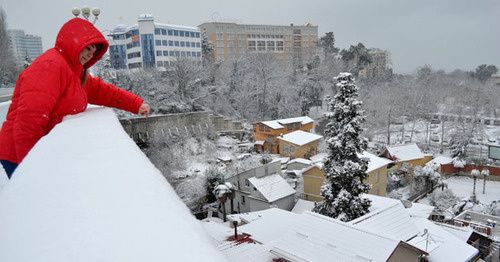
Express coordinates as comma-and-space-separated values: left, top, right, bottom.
313, 73, 371, 222
319, 32, 340, 59
472, 64, 498, 84
340, 43, 372, 76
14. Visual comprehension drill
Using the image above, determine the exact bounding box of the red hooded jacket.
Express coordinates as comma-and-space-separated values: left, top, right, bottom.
0, 18, 144, 164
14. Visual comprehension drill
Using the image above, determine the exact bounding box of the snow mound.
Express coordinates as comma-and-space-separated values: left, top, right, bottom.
0, 107, 226, 262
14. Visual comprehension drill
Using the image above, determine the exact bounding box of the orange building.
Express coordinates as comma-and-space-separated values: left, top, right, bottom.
277, 130, 322, 159
252, 116, 314, 154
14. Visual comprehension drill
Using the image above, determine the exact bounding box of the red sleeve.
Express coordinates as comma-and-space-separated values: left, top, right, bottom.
13, 63, 65, 162
84, 75, 144, 114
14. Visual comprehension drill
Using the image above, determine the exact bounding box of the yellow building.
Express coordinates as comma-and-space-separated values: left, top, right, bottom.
302, 152, 393, 201
198, 22, 318, 68
379, 143, 432, 169
277, 130, 322, 159
252, 116, 314, 154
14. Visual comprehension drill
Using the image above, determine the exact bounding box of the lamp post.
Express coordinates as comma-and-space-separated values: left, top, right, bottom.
72, 6, 100, 24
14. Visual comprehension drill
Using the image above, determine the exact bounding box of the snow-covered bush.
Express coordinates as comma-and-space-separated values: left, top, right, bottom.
428, 189, 459, 212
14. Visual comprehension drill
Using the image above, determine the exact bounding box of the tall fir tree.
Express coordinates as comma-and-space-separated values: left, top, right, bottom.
313, 72, 371, 222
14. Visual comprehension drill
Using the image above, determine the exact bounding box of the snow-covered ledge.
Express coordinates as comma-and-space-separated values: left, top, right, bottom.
0, 107, 226, 261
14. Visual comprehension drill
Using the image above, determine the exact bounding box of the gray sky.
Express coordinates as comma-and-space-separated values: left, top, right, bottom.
2, 0, 499, 74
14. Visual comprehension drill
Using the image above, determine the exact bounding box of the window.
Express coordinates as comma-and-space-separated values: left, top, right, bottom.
253, 125, 257, 132
245, 179, 250, 187
268, 135, 274, 142
196, 42, 201, 47
169, 51, 174, 56
181, 51, 185, 56
180, 41, 185, 47
287, 124, 292, 131
265, 126, 270, 132
190, 32, 195, 37
259, 124, 264, 131
294, 123, 300, 129
270, 145, 274, 152
290, 146, 295, 154
163, 51, 168, 56
175, 41, 179, 46
156, 51, 162, 56
169, 40, 174, 46
162, 40, 167, 46
197, 52, 201, 57
154, 28, 161, 35
161, 29, 167, 35
242, 196, 246, 204
196, 32, 200, 38
180, 31, 185, 37
191, 51, 196, 56
375, 171, 380, 183
157, 61, 163, 66
174, 30, 179, 36
283, 144, 288, 152
175, 51, 180, 56
186, 42, 190, 47
155, 40, 161, 45
168, 30, 173, 36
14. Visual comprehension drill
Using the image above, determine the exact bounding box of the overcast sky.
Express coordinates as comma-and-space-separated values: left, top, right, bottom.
2, 0, 499, 74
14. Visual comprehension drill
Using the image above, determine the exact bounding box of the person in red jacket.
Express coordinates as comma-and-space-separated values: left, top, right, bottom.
0, 18, 150, 179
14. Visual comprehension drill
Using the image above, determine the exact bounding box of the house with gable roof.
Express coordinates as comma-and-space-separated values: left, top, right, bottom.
379, 143, 432, 169
277, 130, 323, 159
301, 151, 393, 201
270, 211, 427, 262
225, 161, 296, 214
252, 116, 314, 154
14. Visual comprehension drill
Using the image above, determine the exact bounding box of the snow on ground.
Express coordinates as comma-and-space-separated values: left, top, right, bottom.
418, 176, 500, 206
0, 107, 226, 262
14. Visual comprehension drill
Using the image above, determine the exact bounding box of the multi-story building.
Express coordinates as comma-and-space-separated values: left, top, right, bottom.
198, 22, 318, 68
7, 29, 43, 66
108, 14, 202, 70
252, 116, 314, 154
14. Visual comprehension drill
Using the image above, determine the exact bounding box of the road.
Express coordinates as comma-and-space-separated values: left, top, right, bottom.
0, 88, 14, 103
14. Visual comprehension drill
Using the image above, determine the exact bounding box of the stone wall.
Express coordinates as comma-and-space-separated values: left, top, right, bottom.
119, 111, 245, 142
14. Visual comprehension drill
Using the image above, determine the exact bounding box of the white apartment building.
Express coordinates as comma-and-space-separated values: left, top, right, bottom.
8, 29, 43, 66
108, 14, 201, 70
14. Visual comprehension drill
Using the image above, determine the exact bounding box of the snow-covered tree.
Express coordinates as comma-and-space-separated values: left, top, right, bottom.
313, 73, 371, 222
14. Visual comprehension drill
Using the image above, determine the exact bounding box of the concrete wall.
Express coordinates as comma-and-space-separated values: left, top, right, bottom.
119, 111, 244, 142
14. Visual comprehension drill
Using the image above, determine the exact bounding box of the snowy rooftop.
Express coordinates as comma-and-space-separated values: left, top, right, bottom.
248, 173, 296, 202
227, 208, 300, 245
384, 143, 425, 162
408, 218, 479, 261
278, 130, 323, 146
309, 151, 393, 173
359, 151, 394, 173
425, 155, 453, 168
271, 211, 411, 262
0, 107, 226, 262
287, 157, 313, 166
350, 201, 421, 241
201, 218, 277, 262
291, 199, 315, 214
260, 116, 313, 130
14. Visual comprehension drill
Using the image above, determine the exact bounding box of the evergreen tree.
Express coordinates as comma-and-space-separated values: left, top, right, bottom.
318, 32, 339, 59
313, 73, 371, 221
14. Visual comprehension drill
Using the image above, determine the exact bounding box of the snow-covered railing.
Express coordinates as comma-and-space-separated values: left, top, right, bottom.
0, 107, 226, 261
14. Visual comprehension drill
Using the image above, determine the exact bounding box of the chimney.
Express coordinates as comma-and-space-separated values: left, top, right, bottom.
233, 221, 238, 238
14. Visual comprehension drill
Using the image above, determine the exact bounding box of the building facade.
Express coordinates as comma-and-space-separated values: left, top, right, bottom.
8, 29, 43, 66
198, 22, 318, 68
108, 14, 202, 70
252, 116, 314, 154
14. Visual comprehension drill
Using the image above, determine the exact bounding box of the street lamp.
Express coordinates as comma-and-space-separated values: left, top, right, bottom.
72, 6, 100, 24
